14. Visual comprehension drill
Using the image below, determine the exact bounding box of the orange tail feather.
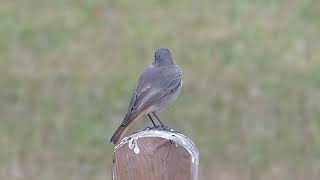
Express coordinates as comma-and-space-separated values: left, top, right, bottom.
110, 107, 151, 144
110, 125, 128, 144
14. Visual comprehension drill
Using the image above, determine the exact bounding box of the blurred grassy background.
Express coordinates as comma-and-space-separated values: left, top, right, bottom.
1, 0, 320, 179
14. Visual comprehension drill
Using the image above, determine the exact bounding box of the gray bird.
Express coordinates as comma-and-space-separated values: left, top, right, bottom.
110, 48, 183, 144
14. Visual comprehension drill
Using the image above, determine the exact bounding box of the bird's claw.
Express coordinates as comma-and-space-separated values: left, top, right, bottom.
144, 125, 174, 132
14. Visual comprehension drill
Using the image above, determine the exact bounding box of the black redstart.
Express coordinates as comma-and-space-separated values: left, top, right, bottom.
110, 48, 183, 144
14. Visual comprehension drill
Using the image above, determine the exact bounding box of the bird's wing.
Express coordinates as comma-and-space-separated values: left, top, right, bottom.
121, 66, 182, 126
144, 75, 182, 108
121, 85, 153, 126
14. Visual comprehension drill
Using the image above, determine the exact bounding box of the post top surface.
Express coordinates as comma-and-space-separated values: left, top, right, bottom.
114, 128, 199, 164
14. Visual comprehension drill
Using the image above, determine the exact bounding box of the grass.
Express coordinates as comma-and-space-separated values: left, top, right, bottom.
1, 0, 320, 179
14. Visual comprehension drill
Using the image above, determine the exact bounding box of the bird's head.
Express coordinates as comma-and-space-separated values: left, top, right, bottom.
153, 48, 175, 66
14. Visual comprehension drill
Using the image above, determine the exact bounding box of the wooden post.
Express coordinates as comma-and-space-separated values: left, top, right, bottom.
112, 128, 199, 180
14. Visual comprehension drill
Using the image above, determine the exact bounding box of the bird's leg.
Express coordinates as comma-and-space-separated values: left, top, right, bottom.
147, 113, 156, 127
152, 112, 165, 127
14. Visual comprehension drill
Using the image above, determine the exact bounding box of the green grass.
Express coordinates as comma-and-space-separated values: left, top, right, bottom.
1, 0, 320, 179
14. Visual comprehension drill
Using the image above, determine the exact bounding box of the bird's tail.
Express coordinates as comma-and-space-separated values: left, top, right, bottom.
110, 125, 128, 144
110, 107, 150, 144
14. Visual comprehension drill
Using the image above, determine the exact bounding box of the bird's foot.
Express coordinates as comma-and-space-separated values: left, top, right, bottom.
145, 125, 175, 132
156, 125, 174, 131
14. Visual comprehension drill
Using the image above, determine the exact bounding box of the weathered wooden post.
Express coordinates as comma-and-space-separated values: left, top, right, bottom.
112, 128, 199, 180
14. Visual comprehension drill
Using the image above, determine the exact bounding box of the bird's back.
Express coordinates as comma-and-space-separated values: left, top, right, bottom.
136, 64, 182, 112
138, 64, 182, 90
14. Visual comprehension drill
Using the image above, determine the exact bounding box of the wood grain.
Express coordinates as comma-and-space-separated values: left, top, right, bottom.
112, 129, 199, 180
